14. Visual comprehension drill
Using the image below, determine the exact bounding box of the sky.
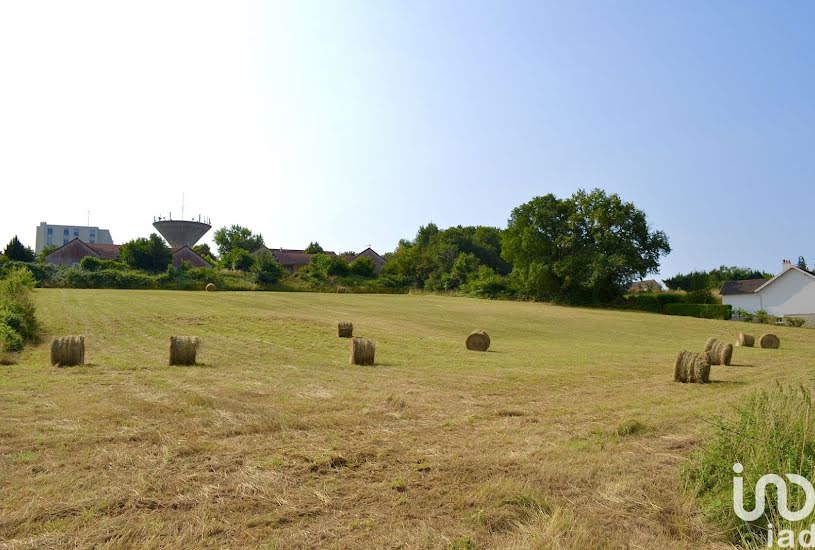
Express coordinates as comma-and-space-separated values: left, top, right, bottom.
1, 1, 813, 278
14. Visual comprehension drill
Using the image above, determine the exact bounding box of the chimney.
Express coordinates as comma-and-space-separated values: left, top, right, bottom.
783, 259, 793, 272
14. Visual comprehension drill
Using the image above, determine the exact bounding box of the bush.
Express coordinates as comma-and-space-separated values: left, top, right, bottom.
462, 266, 513, 298
65, 268, 157, 289
120, 234, 171, 272
0, 261, 67, 287
327, 256, 350, 277
785, 317, 807, 328
684, 385, 815, 546
686, 288, 718, 304
254, 252, 286, 285
349, 256, 376, 278
734, 308, 754, 322
79, 256, 128, 272
622, 293, 684, 313
663, 303, 733, 320
0, 323, 23, 352
0, 267, 38, 340
222, 249, 256, 271
754, 309, 769, 324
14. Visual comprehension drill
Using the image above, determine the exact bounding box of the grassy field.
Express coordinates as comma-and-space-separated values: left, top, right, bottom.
1, 290, 813, 549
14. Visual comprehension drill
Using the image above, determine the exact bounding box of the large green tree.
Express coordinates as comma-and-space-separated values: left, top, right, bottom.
3, 236, 35, 262
120, 234, 172, 272
213, 225, 264, 256
502, 189, 670, 303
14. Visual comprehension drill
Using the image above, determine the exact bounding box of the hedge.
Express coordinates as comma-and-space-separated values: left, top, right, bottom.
664, 303, 733, 320
621, 293, 685, 313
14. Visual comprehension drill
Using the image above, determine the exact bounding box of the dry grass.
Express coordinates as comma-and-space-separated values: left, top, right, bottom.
0, 289, 811, 548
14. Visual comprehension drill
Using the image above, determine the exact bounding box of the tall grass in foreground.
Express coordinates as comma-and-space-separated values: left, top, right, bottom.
684, 385, 815, 548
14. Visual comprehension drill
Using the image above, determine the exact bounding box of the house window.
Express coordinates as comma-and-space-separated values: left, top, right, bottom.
47, 227, 53, 235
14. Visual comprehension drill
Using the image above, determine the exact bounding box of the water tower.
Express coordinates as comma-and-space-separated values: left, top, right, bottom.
153, 214, 211, 249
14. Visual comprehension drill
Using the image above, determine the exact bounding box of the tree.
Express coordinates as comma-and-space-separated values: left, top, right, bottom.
327, 256, 350, 276
222, 249, 256, 271
213, 225, 264, 256
120, 234, 172, 272
349, 256, 376, 278
37, 244, 59, 263
254, 251, 286, 285
192, 244, 217, 263
3, 236, 35, 262
798, 256, 809, 271
502, 189, 670, 303
305, 242, 324, 254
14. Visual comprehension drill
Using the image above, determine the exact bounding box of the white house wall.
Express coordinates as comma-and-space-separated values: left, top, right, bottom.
758, 269, 815, 316
723, 293, 762, 313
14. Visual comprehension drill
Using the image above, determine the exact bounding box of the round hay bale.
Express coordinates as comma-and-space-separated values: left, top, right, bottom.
336, 286, 349, 294
205, 283, 216, 292
350, 337, 375, 366
759, 333, 780, 349
50, 335, 85, 367
737, 333, 755, 347
466, 330, 490, 352
170, 336, 200, 366
674, 351, 710, 384
704, 337, 718, 353
706, 340, 733, 366
337, 321, 353, 338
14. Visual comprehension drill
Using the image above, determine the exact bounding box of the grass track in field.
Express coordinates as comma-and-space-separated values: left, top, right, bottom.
0, 289, 812, 549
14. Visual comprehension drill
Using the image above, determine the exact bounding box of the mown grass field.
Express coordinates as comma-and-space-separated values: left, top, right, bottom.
1, 290, 813, 549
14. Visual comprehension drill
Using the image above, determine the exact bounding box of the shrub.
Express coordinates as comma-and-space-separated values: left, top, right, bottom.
462, 266, 513, 298
254, 252, 286, 285
663, 303, 733, 320
734, 308, 754, 322
0, 323, 23, 352
65, 268, 157, 289
0, 308, 25, 336
120, 234, 171, 272
622, 293, 684, 313
349, 256, 376, 278
327, 256, 350, 277
0, 267, 38, 340
686, 288, 718, 304
79, 256, 128, 272
684, 385, 815, 546
222, 249, 256, 272
754, 309, 769, 324
785, 317, 807, 328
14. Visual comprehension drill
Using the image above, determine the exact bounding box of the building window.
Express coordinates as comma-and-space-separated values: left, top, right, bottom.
73, 230, 79, 237
90, 239, 95, 244
47, 227, 53, 235
46, 237, 52, 245
63, 238, 69, 245
63, 228, 69, 236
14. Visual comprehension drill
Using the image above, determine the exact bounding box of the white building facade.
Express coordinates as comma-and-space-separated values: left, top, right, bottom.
35, 222, 113, 253
721, 261, 815, 317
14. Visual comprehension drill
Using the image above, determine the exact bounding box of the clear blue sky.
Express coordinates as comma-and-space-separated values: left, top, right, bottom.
1, 1, 812, 278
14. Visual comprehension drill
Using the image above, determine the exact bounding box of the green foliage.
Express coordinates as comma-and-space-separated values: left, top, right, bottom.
309, 253, 332, 276
120, 234, 171, 272
684, 385, 815, 546
161, 262, 225, 290
0, 267, 38, 341
0, 323, 23, 352
621, 292, 684, 313
502, 189, 670, 303
663, 303, 732, 320
785, 317, 806, 328
326, 256, 350, 277
3, 236, 35, 262
213, 225, 264, 256
192, 244, 217, 264
254, 252, 286, 285
685, 288, 717, 305
734, 308, 754, 322
305, 242, 324, 254
797, 256, 809, 271
37, 244, 59, 262
754, 309, 769, 324
79, 256, 128, 272
461, 265, 513, 298
222, 249, 256, 271
664, 266, 772, 291
349, 256, 376, 278
65, 268, 158, 289
385, 223, 508, 290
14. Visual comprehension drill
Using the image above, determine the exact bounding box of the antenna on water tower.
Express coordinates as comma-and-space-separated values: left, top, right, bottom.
181, 192, 185, 220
